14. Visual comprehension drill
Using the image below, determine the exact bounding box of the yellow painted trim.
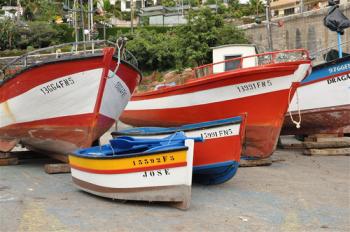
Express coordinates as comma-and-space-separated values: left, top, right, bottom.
69, 150, 187, 170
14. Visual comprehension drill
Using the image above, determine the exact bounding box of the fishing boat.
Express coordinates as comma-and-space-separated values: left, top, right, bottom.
120, 46, 311, 159
69, 132, 201, 209
282, 53, 350, 135
112, 115, 246, 185
282, 1, 350, 136
0, 40, 141, 155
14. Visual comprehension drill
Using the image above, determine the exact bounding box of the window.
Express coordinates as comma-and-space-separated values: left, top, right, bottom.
284, 8, 295, 16
126, 1, 131, 9
225, 55, 241, 71
136, 1, 142, 9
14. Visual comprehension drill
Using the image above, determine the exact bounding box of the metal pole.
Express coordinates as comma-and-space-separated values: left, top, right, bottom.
130, 0, 134, 33
87, 0, 91, 41
79, 0, 86, 51
90, 0, 94, 52
300, 0, 304, 13
266, 0, 273, 51
338, 32, 343, 58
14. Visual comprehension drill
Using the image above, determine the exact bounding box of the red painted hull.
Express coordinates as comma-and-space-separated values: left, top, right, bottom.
0, 48, 141, 154
121, 61, 311, 158
282, 105, 350, 135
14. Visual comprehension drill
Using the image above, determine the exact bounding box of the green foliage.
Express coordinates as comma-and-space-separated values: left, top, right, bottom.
21, 0, 62, 22
22, 21, 60, 48
120, 6, 247, 72
0, 19, 70, 51
0, 19, 19, 50
161, 0, 176, 7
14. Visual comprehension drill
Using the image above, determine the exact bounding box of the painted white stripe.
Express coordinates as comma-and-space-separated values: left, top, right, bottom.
71, 140, 194, 188
126, 64, 309, 111
127, 124, 241, 141
71, 166, 190, 188
185, 124, 240, 140
0, 69, 102, 128
99, 71, 132, 120
288, 75, 350, 112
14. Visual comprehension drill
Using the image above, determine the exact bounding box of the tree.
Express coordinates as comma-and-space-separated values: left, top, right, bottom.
174, 7, 247, 68
247, 0, 265, 15
124, 6, 248, 72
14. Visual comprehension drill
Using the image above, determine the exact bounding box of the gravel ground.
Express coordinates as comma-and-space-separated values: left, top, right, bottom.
0, 141, 349, 232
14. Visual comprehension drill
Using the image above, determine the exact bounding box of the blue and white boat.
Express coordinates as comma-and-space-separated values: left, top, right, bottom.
112, 116, 247, 185
282, 2, 350, 136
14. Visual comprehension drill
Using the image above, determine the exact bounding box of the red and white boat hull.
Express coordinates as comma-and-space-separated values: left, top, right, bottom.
283, 71, 350, 135
0, 48, 141, 154
121, 62, 311, 158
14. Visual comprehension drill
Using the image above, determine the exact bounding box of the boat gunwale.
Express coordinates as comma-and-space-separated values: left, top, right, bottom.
0, 53, 142, 88
132, 60, 310, 98
300, 69, 350, 87
311, 54, 350, 71
70, 146, 189, 160
112, 116, 243, 136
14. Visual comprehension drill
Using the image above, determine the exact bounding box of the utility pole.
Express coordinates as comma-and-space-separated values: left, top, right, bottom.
300, 0, 304, 13
130, 0, 134, 33
265, 0, 273, 51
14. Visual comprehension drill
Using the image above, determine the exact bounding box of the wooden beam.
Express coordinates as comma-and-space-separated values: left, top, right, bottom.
303, 141, 350, 149
0, 157, 18, 166
303, 148, 350, 156
44, 163, 71, 174
239, 158, 272, 167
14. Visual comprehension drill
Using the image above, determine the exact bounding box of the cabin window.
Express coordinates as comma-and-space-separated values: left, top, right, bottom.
224, 55, 241, 71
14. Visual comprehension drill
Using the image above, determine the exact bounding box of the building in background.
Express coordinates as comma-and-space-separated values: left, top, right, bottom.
120, 0, 159, 12
271, 0, 349, 17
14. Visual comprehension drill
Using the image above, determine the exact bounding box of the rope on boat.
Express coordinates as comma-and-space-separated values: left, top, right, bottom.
110, 144, 116, 156
288, 87, 301, 129
111, 37, 126, 78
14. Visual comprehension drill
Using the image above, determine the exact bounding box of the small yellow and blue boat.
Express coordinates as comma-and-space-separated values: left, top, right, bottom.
69, 132, 202, 209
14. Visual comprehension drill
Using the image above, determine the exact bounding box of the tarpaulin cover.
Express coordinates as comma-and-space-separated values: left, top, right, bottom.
324, 0, 350, 34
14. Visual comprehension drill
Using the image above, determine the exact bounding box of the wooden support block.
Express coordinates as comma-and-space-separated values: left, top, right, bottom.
46, 154, 69, 163
314, 137, 350, 143
303, 148, 350, 156
280, 143, 305, 149
303, 141, 350, 149
304, 134, 347, 142
44, 163, 71, 174
0, 157, 18, 166
0, 152, 16, 159
239, 158, 272, 167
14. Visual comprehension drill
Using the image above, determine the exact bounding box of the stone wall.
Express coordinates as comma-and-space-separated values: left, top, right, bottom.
241, 3, 350, 61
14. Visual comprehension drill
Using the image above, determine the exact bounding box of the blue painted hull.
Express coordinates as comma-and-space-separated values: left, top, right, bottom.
192, 161, 239, 185
302, 55, 350, 84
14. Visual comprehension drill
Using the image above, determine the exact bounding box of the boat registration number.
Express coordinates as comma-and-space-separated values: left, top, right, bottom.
40, 77, 75, 95
201, 128, 234, 139
236, 80, 272, 93
132, 154, 175, 167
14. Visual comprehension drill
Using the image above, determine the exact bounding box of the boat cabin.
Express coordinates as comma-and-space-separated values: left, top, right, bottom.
212, 44, 258, 73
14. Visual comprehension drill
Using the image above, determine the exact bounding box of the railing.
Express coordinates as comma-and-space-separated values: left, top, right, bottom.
0, 40, 139, 82
193, 49, 310, 79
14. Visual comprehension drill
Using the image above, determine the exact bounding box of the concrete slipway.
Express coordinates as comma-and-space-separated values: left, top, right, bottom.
0, 143, 349, 231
